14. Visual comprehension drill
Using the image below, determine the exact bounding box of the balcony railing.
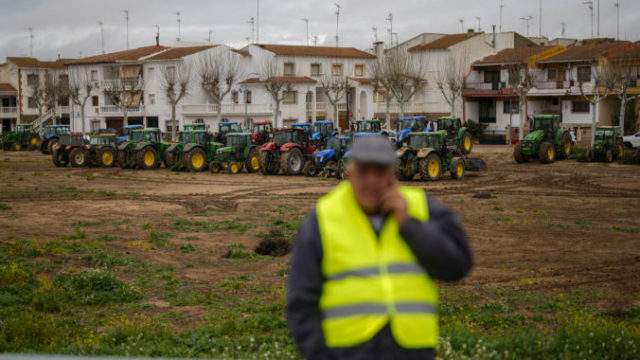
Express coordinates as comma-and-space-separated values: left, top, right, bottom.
59, 106, 70, 114
465, 81, 508, 90
375, 102, 429, 114
182, 103, 272, 115
100, 105, 144, 114
306, 103, 348, 113
533, 80, 574, 89
0, 106, 17, 114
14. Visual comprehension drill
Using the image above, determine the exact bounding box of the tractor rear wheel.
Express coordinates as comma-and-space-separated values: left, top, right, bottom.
419, 153, 442, 181
259, 151, 277, 175
210, 162, 221, 173
281, 148, 304, 175
321, 160, 336, 178
303, 160, 317, 177
539, 142, 556, 164
98, 147, 116, 168
336, 160, 346, 180
395, 159, 413, 181
118, 150, 128, 168
69, 148, 88, 167
245, 148, 260, 173
164, 150, 175, 169
513, 143, 528, 163
52, 149, 69, 167
10, 142, 21, 151
460, 131, 473, 154
48, 139, 60, 154
186, 148, 207, 172
605, 150, 614, 163
557, 132, 572, 160
28, 134, 41, 150
450, 158, 465, 180
136, 147, 159, 170
229, 162, 243, 174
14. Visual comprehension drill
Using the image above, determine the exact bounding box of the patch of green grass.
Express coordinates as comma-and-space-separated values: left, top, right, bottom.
179, 244, 197, 253
71, 221, 101, 228
86, 173, 95, 181
147, 231, 173, 247
224, 243, 258, 259
163, 213, 176, 217
545, 222, 570, 229
54, 228, 87, 241
611, 225, 640, 233
54, 270, 142, 305
109, 219, 131, 226
492, 217, 513, 223
183, 236, 199, 241
575, 220, 593, 229
271, 219, 299, 231
531, 209, 551, 216
94, 235, 117, 242
0, 203, 12, 211
99, 190, 116, 197
492, 206, 505, 212
172, 218, 254, 233
141, 223, 153, 230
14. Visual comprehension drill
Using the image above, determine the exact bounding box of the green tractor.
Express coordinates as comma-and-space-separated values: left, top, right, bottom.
164, 130, 223, 172
210, 132, 261, 174
435, 117, 473, 154
1, 123, 41, 151
184, 123, 207, 131
514, 115, 572, 164
118, 128, 169, 169
583, 126, 624, 163
396, 131, 487, 181
86, 134, 119, 167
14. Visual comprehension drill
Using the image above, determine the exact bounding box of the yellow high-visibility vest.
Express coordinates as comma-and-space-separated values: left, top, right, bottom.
316, 181, 438, 349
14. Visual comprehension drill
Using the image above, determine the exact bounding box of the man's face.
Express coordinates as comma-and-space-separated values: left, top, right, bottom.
346, 162, 394, 214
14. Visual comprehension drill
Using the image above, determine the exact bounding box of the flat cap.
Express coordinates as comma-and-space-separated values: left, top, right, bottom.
346, 134, 397, 165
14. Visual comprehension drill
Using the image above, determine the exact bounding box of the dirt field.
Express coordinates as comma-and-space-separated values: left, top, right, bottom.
0, 145, 639, 357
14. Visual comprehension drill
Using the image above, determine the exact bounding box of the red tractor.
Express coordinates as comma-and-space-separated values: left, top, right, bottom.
252, 121, 273, 145
259, 127, 315, 175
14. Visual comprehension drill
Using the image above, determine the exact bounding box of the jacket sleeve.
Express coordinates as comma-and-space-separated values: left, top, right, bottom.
400, 194, 473, 282
286, 209, 331, 360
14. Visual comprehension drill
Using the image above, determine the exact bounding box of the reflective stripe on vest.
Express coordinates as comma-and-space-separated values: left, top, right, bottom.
316, 181, 439, 349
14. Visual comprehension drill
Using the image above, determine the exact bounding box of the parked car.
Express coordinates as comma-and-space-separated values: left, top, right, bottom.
623, 131, 640, 149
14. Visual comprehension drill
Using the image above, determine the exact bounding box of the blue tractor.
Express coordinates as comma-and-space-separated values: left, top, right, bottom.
215, 121, 242, 144
304, 136, 351, 178
396, 116, 431, 148
119, 124, 144, 144
40, 125, 71, 154
311, 121, 337, 148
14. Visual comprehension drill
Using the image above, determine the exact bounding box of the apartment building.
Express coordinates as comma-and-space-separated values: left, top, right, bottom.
0, 57, 69, 132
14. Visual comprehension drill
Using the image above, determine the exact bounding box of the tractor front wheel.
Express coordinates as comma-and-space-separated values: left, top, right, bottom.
10, 142, 21, 151
539, 142, 556, 164
52, 149, 69, 167
450, 158, 466, 180
164, 150, 175, 169
28, 134, 41, 150
419, 154, 442, 181
395, 159, 413, 181
48, 139, 60, 155
557, 132, 572, 160
303, 160, 317, 177
281, 148, 304, 176
245, 148, 261, 173
98, 147, 117, 168
513, 143, 529, 163
460, 131, 473, 154
136, 147, 159, 170
186, 148, 207, 172
69, 148, 88, 167
229, 162, 243, 174
210, 162, 221, 173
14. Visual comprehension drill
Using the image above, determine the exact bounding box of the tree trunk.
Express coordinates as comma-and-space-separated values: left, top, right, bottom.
518, 98, 524, 141
333, 103, 339, 131
80, 107, 86, 134
123, 108, 128, 128
451, 97, 456, 117
619, 95, 627, 132
399, 102, 405, 121
590, 99, 597, 147
216, 100, 222, 125
385, 98, 391, 130
37, 107, 43, 129
171, 104, 177, 141
274, 101, 280, 128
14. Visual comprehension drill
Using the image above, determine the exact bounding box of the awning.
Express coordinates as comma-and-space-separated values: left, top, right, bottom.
120, 65, 142, 79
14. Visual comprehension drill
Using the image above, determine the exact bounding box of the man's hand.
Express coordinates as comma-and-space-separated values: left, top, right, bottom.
381, 185, 409, 227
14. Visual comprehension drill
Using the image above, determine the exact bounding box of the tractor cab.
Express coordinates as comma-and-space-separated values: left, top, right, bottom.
120, 125, 144, 143
89, 134, 117, 146
407, 131, 444, 151
184, 123, 207, 131
400, 117, 429, 132
312, 121, 336, 140
355, 120, 381, 133
252, 121, 273, 144
225, 132, 252, 150
59, 133, 87, 146
325, 136, 351, 152
13, 123, 33, 133
218, 122, 241, 134
273, 128, 307, 147
180, 130, 210, 145
531, 115, 560, 139
131, 129, 161, 144
43, 125, 70, 138
292, 123, 313, 137
435, 117, 461, 137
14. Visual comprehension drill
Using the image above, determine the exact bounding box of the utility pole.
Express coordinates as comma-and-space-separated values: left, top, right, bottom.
386, 12, 393, 48
248, 17, 255, 43
302, 18, 309, 46
597, 0, 600, 37
520, 16, 533, 37
27, 28, 34, 57
123, 10, 129, 49
476, 17, 481, 32
313, 35, 318, 46
459, 18, 464, 33
499, 0, 505, 32
98, 21, 105, 54
175, 12, 181, 41
335, 4, 341, 48
614, 2, 620, 40
372, 27, 378, 42
584, 1, 594, 38
256, 0, 260, 43
538, 0, 542, 37
208, 30, 214, 43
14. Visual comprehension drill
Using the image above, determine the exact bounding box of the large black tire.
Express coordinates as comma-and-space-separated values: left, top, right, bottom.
303, 160, 317, 177
185, 148, 208, 172
48, 139, 60, 155
52, 149, 69, 167
460, 131, 473, 155
539, 142, 556, 164
40, 140, 50, 154
259, 151, 277, 175
69, 148, 88, 167
335, 160, 346, 180
98, 147, 117, 168
395, 159, 414, 181
164, 150, 175, 169
28, 134, 41, 151
450, 157, 465, 180
136, 146, 159, 170
245, 148, 261, 173
615, 140, 624, 160
118, 150, 128, 168
419, 153, 442, 181
557, 132, 572, 160
513, 143, 528, 163
281, 148, 304, 176
605, 150, 614, 163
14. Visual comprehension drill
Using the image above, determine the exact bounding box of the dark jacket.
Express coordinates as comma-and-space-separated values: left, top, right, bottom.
286, 192, 472, 360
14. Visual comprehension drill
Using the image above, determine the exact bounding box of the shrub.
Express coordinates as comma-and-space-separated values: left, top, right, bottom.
54, 270, 142, 305
0, 203, 11, 211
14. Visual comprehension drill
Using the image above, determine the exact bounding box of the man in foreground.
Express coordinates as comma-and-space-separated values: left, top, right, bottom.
287, 136, 472, 359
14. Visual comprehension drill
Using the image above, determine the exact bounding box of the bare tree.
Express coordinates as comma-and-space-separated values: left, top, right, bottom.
318, 76, 348, 130
578, 61, 617, 146
371, 56, 394, 129
436, 51, 467, 117
103, 68, 145, 128
610, 56, 640, 134
386, 50, 428, 120
507, 64, 536, 141
159, 63, 192, 141
198, 51, 240, 124
43, 69, 69, 126
259, 58, 294, 127
68, 68, 94, 134
27, 71, 49, 130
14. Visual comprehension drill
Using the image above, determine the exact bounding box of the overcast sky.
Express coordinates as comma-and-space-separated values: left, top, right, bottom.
1, 0, 639, 61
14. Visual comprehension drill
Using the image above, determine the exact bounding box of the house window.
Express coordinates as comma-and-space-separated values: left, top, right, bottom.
58, 74, 69, 86
147, 116, 159, 128
354, 64, 365, 77
91, 70, 98, 81
332, 63, 344, 76
91, 120, 101, 131
165, 120, 177, 132
149, 94, 156, 105
245, 90, 252, 104
503, 101, 519, 114
27, 74, 39, 87
58, 97, 69, 106
283, 91, 298, 104
28, 97, 37, 108
572, 101, 590, 113
373, 91, 385, 102
92, 96, 99, 106
577, 66, 592, 83
548, 68, 565, 81
483, 70, 500, 83
310, 63, 322, 76
232, 91, 239, 104
284, 63, 295, 76
148, 67, 155, 78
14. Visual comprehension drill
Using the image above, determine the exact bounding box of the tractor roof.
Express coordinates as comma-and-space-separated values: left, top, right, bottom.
353, 132, 381, 137
533, 114, 560, 120
228, 132, 251, 136
292, 123, 311, 126
358, 119, 380, 123
182, 129, 208, 133
401, 116, 426, 121
219, 122, 238, 126
314, 121, 333, 124
338, 136, 352, 140
132, 128, 160, 133
253, 121, 272, 125
438, 116, 460, 120
46, 125, 69, 128
124, 125, 144, 129
91, 133, 117, 137
596, 126, 620, 129
409, 130, 446, 136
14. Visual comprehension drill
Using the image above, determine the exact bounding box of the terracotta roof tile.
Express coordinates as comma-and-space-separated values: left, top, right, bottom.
65, 45, 168, 65
0, 83, 17, 92
408, 32, 482, 52
231, 49, 251, 57
539, 42, 631, 63
474, 46, 556, 65
6, 57, 68, 69
254, 44, 375, 59
145, 45, 217, 60
240, 76, 317, 84
610, 44, 640, 60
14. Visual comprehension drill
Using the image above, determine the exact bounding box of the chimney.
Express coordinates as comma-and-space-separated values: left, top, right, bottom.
156, 33, 160, 47
492, 25, 496, 48
373, 41, 384, 58
467, 29, 475, 34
